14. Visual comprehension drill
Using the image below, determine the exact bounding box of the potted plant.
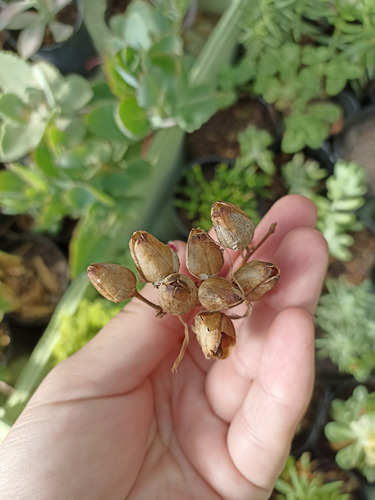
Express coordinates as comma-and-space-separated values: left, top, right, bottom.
220, 0, 375, 153
103, 0, 235, 140
315, 278, 375, 384
282, 154, 367, 262
272, 452, 361, 499
325, 385, 375, 484
0, 0, 97, 75
174, 125, 275, 235
0, 51, 93, 162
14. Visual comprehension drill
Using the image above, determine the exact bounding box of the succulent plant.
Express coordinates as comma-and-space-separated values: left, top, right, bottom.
274, 453, 350, 499
0, 0, 77, 59
282, 154, 366, 261
315, 278, 375, 382
325, 385, 375, 483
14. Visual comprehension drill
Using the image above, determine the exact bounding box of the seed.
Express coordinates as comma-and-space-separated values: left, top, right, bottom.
129, 231, 179, 286
87, 263, 137, 302
233, 260, 280, 301
186, 228, 224, 279
158, 273, 198, 315
198, 277, 243, 311
193, 311, 236, 359
211, 201, 255, 251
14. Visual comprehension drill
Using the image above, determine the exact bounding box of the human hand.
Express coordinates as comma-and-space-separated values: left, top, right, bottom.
0, 195, 328, 500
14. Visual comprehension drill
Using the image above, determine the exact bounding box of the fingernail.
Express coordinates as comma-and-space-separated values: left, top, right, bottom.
167, 242, 178, 252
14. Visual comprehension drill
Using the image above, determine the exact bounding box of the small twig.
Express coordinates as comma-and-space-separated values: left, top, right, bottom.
171, 315, 190, 373
240, 222, 277, 266
227, 302, 253, 320
133, 290, 166, 318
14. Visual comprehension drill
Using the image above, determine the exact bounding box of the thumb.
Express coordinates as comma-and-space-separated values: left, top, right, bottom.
41, 240, 190, 399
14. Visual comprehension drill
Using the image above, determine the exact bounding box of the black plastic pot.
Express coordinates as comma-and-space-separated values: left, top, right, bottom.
291, 381, 333, 459
3, 0, 98, 77
312, 377, 375, 464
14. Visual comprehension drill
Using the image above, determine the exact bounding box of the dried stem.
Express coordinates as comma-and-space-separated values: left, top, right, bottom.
227, 302, 253, 320
171, 315, 190, 373
240, 222, 277, 266
133, 290, 166, 318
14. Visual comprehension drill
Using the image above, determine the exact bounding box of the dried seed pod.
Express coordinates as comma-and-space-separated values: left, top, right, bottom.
186, 228, 224, 279
198, 277, 243, 311
193, 311, 236, 359
129, 231, 179, 286
233, 260, 280, 301
211, 201, 255, 251
87, 263, 137, 302
158, 273, 198, 315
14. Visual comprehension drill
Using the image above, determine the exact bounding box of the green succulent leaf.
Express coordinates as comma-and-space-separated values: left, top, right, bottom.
17, 19, 45, 59
0, 118, 47, 162
86, 102, 128, 142
0, 51, 34, 96
116, 95, 151, 140
0, 94, 31, 124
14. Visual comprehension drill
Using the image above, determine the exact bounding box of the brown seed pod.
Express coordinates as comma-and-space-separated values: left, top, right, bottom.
233, 260, 280, 301
87, 263, 137, 303
186, 228, 224, 279
193, 311, 236, 359
211, 201, 255, 251
198, 277, 243, 311
158, 273, 198, 315
129, 231, 179, 286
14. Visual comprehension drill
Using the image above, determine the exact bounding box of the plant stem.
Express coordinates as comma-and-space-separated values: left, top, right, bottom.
133, 290, 165, 317
241, 222, 277, 264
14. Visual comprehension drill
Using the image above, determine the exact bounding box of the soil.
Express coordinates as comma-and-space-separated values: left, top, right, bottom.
334, 108, 375, 195
326, 229, 375, 285
270, 453, 362, 499
104, 0, 137, 22
186, 94, 279, 160
42, 3, 79, 46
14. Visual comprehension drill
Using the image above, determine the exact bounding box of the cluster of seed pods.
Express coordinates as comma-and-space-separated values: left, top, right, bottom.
87, 201, 280, 372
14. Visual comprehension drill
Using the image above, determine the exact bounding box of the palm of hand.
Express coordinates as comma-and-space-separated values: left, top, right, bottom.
0, 196, 328, 500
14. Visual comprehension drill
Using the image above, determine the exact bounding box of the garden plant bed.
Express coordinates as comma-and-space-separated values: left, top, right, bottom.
1, 0, 375, 497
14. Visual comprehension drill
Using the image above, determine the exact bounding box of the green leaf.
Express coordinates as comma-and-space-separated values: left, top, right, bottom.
0, 118, 47, 162
17, 19, 45, 58
116, 96, 151, 140
177, 86, 234, 132
0, 94, 30, 124
302, 45, 330, 65
148, 34, 182, 57
9, 163, 48, 191
34, 146, 59, 177
56, 74, 94, 112
65, 185, 114, 210
46, 119, 87, 153
137, 73, 160, 109
86, 102, 128, 142
0, 170, 26, 193
48, 20, 74, 43
0, 2, 32, 31
90, 82, 115, 102
0, 51, 34, 96
126, 159, 151, 180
